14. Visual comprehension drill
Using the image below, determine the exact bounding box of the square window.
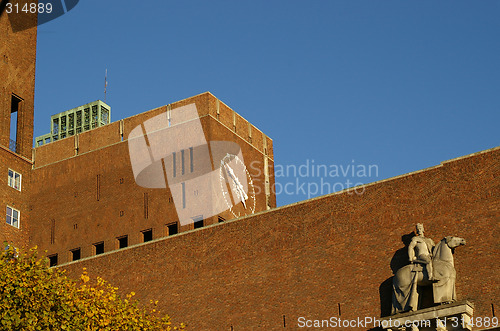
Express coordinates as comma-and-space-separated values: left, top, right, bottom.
142, 229, 153, 242
167, 223, 178, 236
8, 169, 21, 191
48, 254, 58, 267
71, 248, 81, 261
6, 206, 19, 228
117, 236, 128, 249
194, 218, 204, 229
94, 242, 104, 255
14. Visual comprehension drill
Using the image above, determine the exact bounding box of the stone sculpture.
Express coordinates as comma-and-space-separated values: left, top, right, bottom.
392, 224, 466, 314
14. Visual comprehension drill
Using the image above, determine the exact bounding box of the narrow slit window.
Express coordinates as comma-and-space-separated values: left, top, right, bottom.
181, 149, 185, 175
190, 147, 194, 172
181, 182, 186, 209
172, 152, 176, 177
10, 95, 21, 153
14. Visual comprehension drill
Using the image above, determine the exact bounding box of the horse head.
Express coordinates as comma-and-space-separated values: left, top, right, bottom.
444, 236, 466, 249
433, 236, 466, 265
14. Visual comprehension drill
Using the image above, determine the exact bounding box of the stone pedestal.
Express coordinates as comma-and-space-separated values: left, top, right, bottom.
381, 300, 474, 331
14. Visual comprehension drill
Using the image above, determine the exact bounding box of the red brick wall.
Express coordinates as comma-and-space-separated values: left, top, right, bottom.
0, 2, 37, 158
59, 147, 499, 330
0, 1, 37, 246
30, 93, 275, 264
0, 147, 32, 247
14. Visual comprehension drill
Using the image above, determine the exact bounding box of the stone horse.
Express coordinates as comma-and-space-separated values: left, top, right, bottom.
391, 236, 466, 314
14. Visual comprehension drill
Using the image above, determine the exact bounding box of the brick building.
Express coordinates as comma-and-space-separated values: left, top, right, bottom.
1, 5, 499, 331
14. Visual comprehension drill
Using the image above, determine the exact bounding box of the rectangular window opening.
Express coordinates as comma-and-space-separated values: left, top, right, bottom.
117, 235, 128, 249
71, 248, 81, 261
181, 149, 185, 175
167, 223, 178, 236
172, 152, 176, 177
48, 254, 58, 267
8, 169, 21, 191
94, 242, 104, 255
6, 206, 19, 228
189, 147, 194, 172
142, 229, 153, 242
193, 216, 204, 229
10, 95, 22, 153
181, 182, 186, 209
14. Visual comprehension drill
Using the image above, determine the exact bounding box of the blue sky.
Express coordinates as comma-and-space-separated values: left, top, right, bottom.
34, 0, 500, 207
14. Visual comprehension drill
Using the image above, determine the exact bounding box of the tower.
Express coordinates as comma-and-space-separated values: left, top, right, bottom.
0, 5, 37, 245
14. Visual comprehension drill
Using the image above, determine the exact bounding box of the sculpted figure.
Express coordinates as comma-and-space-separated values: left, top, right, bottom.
408, 223, 435, 281
391, 225, 466, 315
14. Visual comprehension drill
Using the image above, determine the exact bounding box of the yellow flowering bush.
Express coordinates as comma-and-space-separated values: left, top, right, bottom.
0, 244, 185, 330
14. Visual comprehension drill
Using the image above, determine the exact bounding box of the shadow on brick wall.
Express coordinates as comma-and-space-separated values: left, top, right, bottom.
379, 232, 415, 317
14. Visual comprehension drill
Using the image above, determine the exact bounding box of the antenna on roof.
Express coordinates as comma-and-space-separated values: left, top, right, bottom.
104, 68, 108, 102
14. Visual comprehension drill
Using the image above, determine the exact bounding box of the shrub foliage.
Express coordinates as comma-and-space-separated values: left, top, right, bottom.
0, 244, 185, 330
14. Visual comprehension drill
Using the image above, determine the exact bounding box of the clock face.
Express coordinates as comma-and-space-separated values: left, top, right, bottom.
219, 153, 256, 218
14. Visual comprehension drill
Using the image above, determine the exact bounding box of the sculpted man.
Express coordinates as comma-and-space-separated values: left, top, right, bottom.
408, 223, 435, 281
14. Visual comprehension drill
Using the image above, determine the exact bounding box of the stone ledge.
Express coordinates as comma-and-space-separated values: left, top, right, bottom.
381, 300, 474, 331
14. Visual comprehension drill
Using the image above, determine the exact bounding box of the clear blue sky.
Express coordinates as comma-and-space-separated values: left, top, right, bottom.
34, 0, 500, 207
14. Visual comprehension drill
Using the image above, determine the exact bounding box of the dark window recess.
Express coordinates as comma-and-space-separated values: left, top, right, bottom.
96, 174, 100, 201
50, 219, 55, 244
94, 242, 104, 255
117, 236, 128, 249
194, 219, 204, 229
142, 229, 153, 242
10, 95, 22, 153
120, 210, 124, 217
71, 248, 81, 261
218, 216, 225, 223
143, 193, 149, 219
167, 223, 178, 236
48, 254, 58, 267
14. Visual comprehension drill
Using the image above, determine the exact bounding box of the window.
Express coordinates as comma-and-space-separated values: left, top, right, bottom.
8, 169, 21, 191
6, 206, 19, 228
52, 118, 59, 134
218, 216, 225, 223
181, 182, 186, 208
101, 106, 109, 125
142, 229, 153, 242
193, 216, 204, 229
10, 94, 22, 153
94, 242, 104, 255
117, 236, 128, 249
70, 248, 81, 261
167, 223, 178, 236
189, 147, 194, 172
92, 105, 98, 128
172, 152, 176, 177
48, 254, 58, 267
181, 149, 185, 175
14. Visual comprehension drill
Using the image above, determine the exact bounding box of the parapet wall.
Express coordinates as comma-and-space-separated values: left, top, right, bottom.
59, 147, 500, 330
33, 92, 273, 169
